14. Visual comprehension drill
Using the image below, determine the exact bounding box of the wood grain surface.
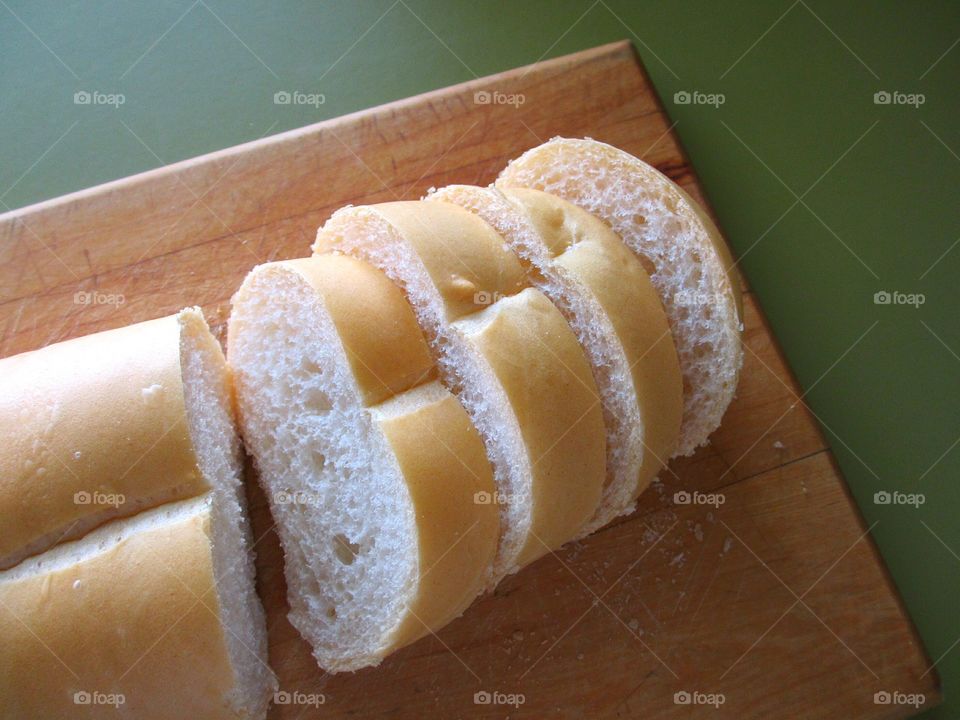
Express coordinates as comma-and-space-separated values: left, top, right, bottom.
0, 41, 939, 719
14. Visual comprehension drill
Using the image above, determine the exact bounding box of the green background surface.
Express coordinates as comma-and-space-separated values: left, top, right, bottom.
2, 1, 958, 716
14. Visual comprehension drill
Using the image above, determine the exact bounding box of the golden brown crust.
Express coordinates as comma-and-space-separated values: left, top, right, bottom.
502, 187, 683, 521
375, 386, 499, 648
239, 255, 499, 657
315, 201, 607, 570
497, 137, 743, 456
0, 314, 210, 569
467, 289, 606, 563
366, 201, 528, 321
281, 255, 436, 407
0, 499, 239, 720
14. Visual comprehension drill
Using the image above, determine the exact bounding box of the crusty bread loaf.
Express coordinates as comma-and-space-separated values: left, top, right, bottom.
227, 254, 500, 672
497, 137, 743, 455
313, 200, 607, 582
0, 310, 223, 569
0, 309, 276, 719
427, 185, 682, 533
0, 132, 749, 700
0, 497, 273, 719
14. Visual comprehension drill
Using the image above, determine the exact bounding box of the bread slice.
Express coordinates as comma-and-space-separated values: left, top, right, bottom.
427, 185, 682, 533
0, 493, 275, 719
227, 254, 499, 672
497, 137, 743, 455
0, 309, 239, 568
0, 307, 275, 717
313, 201, 606, 581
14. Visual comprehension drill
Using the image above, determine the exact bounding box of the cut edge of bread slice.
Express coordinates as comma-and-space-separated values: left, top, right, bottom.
313, 201, 606, 582
426, 184, 682, 533
178, 307, 278, 714
497, 137, 743, 456
227, 256, 499, 672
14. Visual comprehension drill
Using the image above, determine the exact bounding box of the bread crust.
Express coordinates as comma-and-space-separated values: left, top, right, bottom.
0, 311, 212, 569
0, 498, 241, 720
497, 137, 743, 455
314, 201, 606, 573
281, 255, 437, 405
499, 187, 683, 530
231, 255, 499, 668
373, 385, 498, 649
369, 201, 529, 322
467, 288, 606, 562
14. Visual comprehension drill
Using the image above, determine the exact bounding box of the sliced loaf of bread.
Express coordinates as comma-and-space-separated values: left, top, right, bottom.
313, 201, 606, 582
0, 309, 237, 568
427, 185, 682, 533
0, 309, 275, 719
497, 137, 743, 455
228, 254, 499, 672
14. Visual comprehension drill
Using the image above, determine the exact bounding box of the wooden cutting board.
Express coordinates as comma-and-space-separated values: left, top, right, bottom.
0, 41, 939, 719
